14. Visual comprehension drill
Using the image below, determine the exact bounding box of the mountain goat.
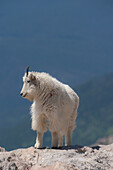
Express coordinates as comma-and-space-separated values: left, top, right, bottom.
20, 67, 79, 148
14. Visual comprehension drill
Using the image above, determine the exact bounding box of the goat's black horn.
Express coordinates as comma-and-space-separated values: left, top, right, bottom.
25, 66, 29, 76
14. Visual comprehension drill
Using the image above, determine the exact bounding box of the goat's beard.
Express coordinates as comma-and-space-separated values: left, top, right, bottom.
25, 93, 34, 102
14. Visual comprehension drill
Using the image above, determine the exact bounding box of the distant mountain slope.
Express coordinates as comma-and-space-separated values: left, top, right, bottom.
73, 73, 113, 145
0, 73, 113, 150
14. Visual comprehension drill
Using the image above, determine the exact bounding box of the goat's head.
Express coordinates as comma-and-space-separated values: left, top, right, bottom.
20, 67, 37, 102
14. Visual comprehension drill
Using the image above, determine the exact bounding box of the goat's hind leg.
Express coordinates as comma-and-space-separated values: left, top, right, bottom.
52, 132, 58, 148
58, 133, 63, 147
65, 128, 73, 146
65, 108, 77, 146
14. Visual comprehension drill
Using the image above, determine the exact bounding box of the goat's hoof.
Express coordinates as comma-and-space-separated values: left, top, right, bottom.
58, 146, 62, 149
46, 146, 50, 149
34, 143, 41, 149
52, 146, 58, 149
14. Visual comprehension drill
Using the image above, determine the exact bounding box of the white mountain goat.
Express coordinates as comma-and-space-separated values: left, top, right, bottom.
20, 67, 79, 148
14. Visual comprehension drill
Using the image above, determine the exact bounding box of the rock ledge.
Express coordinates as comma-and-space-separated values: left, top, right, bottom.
0, 144, 113, 170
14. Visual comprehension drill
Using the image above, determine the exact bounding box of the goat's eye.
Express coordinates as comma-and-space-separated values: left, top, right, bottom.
27, 80, 30, 83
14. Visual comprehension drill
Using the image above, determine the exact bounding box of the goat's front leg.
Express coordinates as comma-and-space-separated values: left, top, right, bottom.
52, 132, 58, 148
34, 131, 43, 149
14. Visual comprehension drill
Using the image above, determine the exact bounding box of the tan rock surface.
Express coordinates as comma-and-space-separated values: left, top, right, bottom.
0, 144, 113, 170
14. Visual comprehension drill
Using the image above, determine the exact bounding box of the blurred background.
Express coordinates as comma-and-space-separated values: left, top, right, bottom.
0, 0, 113, 150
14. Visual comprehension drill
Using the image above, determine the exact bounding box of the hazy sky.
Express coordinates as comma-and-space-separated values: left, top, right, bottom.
0, 0, 113, 86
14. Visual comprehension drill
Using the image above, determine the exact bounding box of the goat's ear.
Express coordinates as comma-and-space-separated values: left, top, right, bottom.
29, 74, 36, 81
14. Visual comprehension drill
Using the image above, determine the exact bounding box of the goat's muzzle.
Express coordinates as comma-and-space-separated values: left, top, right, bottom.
20, 92, 27, 97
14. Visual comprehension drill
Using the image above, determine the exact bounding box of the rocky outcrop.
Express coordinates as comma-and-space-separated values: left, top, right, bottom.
0, 144, 113, 170
95, 135, 113, 145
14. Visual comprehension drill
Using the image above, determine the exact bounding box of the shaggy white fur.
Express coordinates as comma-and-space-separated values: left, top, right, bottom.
20, 70, 79, 148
